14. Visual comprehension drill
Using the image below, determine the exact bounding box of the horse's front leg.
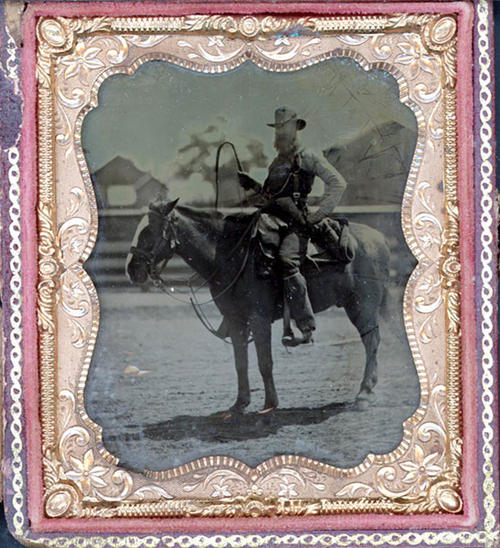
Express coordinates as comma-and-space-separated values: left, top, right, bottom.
250, 319, 278, 411
229, 322, 251, 412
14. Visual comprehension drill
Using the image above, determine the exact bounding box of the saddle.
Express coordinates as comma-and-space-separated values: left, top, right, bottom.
254, 215, 356, 279
218, 211, 356, 283
212, 212, 356, 342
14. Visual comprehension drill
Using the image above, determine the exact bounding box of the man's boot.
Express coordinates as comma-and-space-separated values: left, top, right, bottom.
281, 327, 313, 347
281, 272, 315, 346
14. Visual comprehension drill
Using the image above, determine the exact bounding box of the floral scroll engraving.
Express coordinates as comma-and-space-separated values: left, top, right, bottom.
37, 13, 462, 518
181, 467, 326, 500
44, 391, 172, 518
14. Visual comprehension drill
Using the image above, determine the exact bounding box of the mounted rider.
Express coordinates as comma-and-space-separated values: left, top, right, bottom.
237, 107, 347, 346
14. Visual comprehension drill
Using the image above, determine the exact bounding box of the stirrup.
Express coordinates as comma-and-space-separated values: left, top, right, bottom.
281, 329, 314, 347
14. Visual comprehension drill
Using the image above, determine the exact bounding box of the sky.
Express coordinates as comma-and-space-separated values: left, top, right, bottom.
82, 57, 417, 203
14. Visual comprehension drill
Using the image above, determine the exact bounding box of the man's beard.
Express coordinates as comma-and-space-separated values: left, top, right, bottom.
274, 134, 297, 156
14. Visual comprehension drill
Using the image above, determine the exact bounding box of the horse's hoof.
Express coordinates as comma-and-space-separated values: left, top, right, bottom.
355, 399, 369, 412
281, 330, 314, 347
257, 406, 276, 415
356, 389, 375, 406
230, 400, 250, 413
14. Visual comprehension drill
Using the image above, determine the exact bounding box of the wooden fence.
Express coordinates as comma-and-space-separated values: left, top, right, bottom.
85, 206, 414, 289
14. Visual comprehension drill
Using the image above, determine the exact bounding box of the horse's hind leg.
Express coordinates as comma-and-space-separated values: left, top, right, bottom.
345, 301, 381, 400
229, 323, 250, 412
251, 319, 278, 411
358, 326, 380, 398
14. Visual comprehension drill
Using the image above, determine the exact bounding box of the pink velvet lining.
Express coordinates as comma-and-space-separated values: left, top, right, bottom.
20, 0, 477, 535
21, 3, 45, 535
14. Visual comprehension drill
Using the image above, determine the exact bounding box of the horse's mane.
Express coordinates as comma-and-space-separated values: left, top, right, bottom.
176, 205, 224, 222
175, 206, 257, 246
176, 205, 255, 222
176, 205, 257, 229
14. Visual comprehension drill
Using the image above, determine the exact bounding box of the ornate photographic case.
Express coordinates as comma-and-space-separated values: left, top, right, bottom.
0, 1, 498, 546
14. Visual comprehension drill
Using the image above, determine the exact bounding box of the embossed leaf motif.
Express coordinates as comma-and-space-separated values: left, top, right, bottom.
211, 482, 231, 498
65, 449, 108, 495
417, 274, 440, 294
395, 34, 435, 80
420, 232, 439, 249
274, 35, 290, 46
336, 34, 369, 46
60, 41, 104, 82
335, 482, 374, 497
400, 445, 442, 492
63, 279, 85, 300
278, 476, 298, 497
43, 448, 67, 488
207, 36, 225, 48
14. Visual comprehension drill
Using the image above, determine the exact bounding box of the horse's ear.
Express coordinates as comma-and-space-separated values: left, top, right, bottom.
163, 198, 179, 216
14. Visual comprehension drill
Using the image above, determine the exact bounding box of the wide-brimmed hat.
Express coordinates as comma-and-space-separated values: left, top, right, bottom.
267, 107, 306, 130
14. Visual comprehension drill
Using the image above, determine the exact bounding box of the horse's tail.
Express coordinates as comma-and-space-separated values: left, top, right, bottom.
378, 238, 391, 322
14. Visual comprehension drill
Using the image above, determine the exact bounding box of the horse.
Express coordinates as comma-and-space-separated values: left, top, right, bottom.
126, 199, 390, 413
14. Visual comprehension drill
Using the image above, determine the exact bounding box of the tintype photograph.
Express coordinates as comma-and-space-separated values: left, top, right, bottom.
81, 56, 419, 472
6, 2, 495, 540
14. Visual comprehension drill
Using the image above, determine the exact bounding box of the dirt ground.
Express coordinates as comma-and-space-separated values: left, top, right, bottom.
85, 287, 420, 472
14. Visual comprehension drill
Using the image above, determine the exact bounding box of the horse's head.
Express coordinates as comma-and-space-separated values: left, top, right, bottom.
126, 198, 179, 284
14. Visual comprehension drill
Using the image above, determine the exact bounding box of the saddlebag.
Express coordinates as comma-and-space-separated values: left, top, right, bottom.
310, 218, 356, 263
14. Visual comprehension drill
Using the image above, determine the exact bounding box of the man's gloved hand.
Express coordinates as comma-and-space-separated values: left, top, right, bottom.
273, 197, 307, 228
237, 171, 256, 191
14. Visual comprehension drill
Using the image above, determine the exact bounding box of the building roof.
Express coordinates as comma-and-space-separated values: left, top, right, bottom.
93, 156, 165, 192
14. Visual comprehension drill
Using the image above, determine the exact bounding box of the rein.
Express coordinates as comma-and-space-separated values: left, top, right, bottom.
132, 141, 260, 341
142, 208, 259, 341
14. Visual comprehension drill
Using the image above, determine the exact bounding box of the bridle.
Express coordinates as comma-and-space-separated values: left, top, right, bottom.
129, 205, 260, 342
129, 208, 180, 284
